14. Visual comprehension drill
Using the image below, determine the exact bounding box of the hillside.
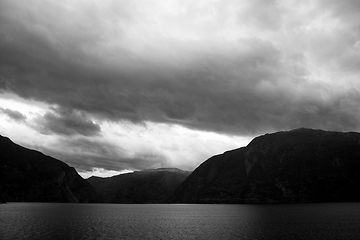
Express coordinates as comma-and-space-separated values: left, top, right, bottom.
0, 135, 97, 203
88, 168, 190, 203
170, 128, 360, 203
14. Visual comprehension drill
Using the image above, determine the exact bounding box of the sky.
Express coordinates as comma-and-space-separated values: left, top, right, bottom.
1, 0, 360, 178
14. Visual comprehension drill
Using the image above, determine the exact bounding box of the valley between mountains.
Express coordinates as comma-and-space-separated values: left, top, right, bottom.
1, 128, 360, 204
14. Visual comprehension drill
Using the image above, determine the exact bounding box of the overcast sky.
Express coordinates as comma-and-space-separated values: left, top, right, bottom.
1, 0, 360, 178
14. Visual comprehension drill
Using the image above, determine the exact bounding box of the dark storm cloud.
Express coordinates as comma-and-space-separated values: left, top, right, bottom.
35, 137, 169, 171
33, 107, 101, 136
0, 108, 27, 122
1, 0, 360, 138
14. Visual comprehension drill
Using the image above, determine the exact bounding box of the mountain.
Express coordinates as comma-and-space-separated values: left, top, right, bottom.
87, 168, 191, 203
0, 135, 97, 203
170, 128, 360, 203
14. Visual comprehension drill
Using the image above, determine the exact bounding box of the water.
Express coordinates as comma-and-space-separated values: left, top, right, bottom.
1, 203, 360, 240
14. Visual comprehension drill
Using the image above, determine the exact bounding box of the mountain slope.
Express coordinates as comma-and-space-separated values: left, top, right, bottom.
0, 135, 97, 203
88, 168, 190, 203
171, 128, 360, 203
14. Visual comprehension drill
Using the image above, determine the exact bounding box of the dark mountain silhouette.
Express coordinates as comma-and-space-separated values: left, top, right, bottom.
88, 168, 191, 203
0, 135, 97, 203
170, 128, 360, 203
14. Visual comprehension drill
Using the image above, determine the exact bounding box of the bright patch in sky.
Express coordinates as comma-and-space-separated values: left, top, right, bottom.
0, 92, 250, 175
78, 168, 134, 179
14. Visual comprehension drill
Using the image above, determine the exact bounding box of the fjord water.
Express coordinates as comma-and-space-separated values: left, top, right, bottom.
1, 203, 360, 240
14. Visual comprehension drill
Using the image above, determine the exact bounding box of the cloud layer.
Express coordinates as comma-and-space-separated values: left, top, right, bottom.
1, 0, 360, 135
0, 108, 26, 122
33, 107, 101, 136
1, 0, 360, 174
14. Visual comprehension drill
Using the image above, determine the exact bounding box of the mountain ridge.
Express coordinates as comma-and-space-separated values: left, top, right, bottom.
87, 167, 190, 203
0, 135, 97, 203
170, 128, 360, 203
2, 128, 360, 204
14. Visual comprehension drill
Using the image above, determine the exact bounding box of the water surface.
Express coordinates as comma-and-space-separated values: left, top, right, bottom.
1, 203, 360, 239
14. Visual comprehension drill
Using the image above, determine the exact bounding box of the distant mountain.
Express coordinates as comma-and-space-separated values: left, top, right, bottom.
88, 168, 191, 203
170, 128, 360, 203
0, 135, 97, 203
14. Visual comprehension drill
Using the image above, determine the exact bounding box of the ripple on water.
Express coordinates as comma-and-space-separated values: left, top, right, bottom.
1, 203, 360, 240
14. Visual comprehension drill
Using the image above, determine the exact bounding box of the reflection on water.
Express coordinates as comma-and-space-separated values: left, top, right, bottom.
1, 203, 360, 239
